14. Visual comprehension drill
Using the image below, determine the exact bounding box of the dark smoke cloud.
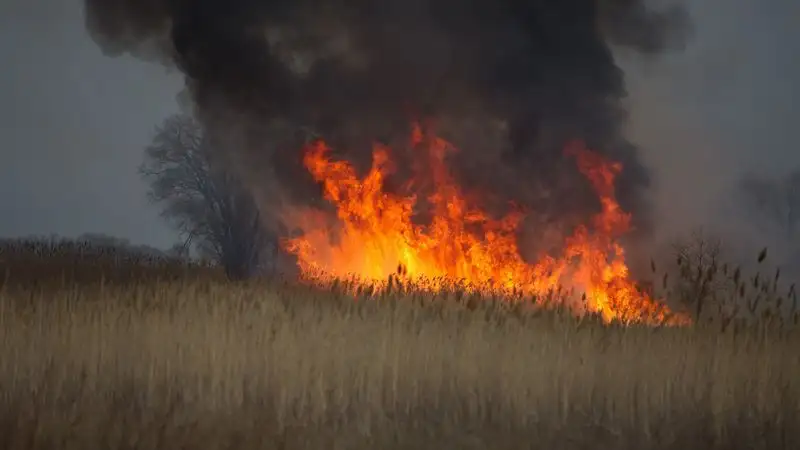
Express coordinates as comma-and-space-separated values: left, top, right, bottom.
84, 0, 689, 251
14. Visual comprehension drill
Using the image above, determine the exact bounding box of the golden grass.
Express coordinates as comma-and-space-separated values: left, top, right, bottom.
1, 270, 799, 450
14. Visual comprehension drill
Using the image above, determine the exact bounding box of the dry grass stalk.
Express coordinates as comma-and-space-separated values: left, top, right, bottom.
0, 240, 798, 449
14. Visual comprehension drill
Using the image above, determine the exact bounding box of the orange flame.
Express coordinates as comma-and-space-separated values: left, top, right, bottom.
282, 123, 689, 326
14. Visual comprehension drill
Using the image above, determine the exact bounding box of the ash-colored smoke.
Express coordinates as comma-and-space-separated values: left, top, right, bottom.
83, 0, 690, 252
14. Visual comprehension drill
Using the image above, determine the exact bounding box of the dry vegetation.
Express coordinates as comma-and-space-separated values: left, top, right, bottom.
1, 238, 799, 449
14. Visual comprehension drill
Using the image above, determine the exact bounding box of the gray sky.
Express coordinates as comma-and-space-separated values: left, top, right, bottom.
0, 0, 798, 251
0, 0, 182, 248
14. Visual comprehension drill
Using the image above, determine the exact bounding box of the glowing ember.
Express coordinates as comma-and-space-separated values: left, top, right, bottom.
282, 123, 689, 326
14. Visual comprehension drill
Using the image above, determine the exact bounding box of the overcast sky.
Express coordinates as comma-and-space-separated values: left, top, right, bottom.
0, 0, 798, 250
0, 0, 183, 248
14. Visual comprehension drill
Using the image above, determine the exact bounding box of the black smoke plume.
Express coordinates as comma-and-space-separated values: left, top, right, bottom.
84, 0, 689, 255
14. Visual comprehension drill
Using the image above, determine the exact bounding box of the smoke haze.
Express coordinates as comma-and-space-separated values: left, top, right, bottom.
620, 0, 800, 268
0, 0, 797, 271
82, 0, 691, 252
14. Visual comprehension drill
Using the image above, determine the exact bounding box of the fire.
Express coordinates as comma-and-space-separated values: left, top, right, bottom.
282, 123, 689, 326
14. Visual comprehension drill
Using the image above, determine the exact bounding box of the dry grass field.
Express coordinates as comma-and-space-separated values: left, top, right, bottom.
0, 239, 799, 449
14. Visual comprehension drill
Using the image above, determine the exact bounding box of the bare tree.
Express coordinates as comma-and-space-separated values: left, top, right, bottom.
139, 114, 272, 280
670, 228, 728, 319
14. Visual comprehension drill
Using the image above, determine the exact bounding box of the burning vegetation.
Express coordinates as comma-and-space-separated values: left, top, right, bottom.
282, 123, 689, 326
81, 0, 693, 326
